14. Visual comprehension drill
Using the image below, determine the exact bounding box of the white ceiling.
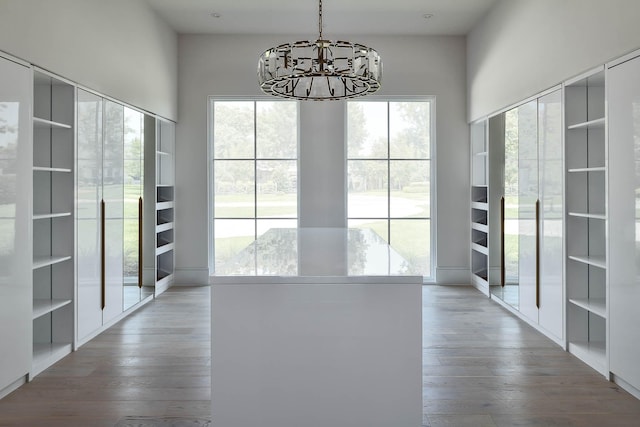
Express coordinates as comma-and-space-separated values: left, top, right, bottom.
144, 0, 497, 36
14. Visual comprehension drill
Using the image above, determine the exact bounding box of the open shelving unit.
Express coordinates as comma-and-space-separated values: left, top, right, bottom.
31, 70, 75, 378
564, 67, 608, 376
470, 120, 489, 295
154, 119, 175, 293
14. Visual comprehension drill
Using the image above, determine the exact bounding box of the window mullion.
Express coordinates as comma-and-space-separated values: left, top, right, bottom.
254, 101, 258, 240
387, 101, 391, 244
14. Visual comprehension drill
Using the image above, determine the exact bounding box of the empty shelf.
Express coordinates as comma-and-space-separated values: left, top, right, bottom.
33, 255, 72, 270
568, 298, 606, 318
33, 299, 72, 319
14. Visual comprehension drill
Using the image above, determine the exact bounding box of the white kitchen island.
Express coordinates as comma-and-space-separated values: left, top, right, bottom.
210, 228, 423, 427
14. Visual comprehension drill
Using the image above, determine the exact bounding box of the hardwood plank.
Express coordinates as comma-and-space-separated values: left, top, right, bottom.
1, 285, 640, 426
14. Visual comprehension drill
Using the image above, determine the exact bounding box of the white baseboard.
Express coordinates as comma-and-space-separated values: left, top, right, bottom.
174, 268, 210, 286
435, 267, 470, 284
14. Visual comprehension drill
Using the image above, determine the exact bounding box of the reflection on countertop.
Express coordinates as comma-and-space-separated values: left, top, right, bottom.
216, 227, 416, 277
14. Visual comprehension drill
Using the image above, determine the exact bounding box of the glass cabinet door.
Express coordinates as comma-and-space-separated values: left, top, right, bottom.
123, 107, 144, 311
537, 89, 563, 337
76, 89, 103, 341
103, 100, 124, 323
516, 100, 539, 320
489, 100, 538, 310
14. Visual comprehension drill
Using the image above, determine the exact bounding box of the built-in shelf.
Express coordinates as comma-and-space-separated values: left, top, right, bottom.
567, 117, 606, 130
33, 117, 72, 129
568, 341, 607, 375
156, 222, 174, 233
33, 166, 72, 173
153, 119, 175, 294
471, 243, 488, 256
31, 69, 76, 381
32, 299, 72, 320
156, 242, 174, 256
157, 269, 173, 281
564, 68, 608, 379
568, 167, 606, 173
471, 201, 488, 210
156, 201, 174, 210
471, 222, 489, 233
32, 342, 73, 377
568, 298, 606, 318
475, 151, 488, 156
568, 255, 606, 269
568, 212, 606, 220
472, 269, 488, 281
32, 255, 72, 270
33, 212, 72, 220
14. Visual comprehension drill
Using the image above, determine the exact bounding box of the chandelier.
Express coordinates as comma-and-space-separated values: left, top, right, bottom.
257, 0, 382, 101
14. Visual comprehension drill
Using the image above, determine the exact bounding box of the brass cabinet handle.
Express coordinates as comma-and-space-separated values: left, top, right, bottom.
138, 197, 143, 289
500, 196, 505, 287
101, 199, 106, 310
535, 199, 540, 309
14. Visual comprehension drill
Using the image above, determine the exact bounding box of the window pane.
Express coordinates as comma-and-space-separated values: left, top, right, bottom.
214, 160, 255, 218
348, 219, 388, 243
347, 102, 388, 159
214, 101, 254, 159
257, 219, 297, 237
348, 160, 388, 218
257, 160, 297, 218
390, 160, 430, 218
390, 101, 430, 159
214, 219, 255, 272
390, 219, 430, 275
257, 101, 297, 158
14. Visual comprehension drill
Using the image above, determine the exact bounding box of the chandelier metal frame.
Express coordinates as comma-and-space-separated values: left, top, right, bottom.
257, 0, 382, 101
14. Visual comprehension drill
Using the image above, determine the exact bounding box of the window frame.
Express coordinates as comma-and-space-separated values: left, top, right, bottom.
345, 97, 436, 282
208, 97, 300, 273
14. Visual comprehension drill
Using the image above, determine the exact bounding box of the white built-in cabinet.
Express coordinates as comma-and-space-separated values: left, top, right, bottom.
32, 70, 76, 377
155, 119, 175, 292
123, 107, 150, 310
76, 90, 153, 345
0, 51, 174, 397
76, 89, 102, 342
143, 116, 175, 294
0, 55, 32, 397
607, 52, 640, 395
480, 89, 564, 343
470, 120, 489, 295
536, 90, 564, 340
564, 67, 608, 375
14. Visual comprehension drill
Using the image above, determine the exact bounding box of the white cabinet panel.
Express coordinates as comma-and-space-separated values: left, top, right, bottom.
517, 100, 539, 323
608, 55, 640, 391
102, 100, 124, 324
0, 56, 32, 392
76, 89, 103, 340
488, 90, 563, 343
76, 94, 125, 341
123, 107, 145, 311
538, 90, 564, 339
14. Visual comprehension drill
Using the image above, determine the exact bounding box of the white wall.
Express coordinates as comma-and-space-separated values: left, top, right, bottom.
467, 0, 640, 121
177, 34, 469, 284
0, 0, 177, 120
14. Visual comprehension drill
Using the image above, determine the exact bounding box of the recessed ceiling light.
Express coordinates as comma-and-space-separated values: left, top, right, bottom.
423, 13, 434, 20
210, 12, 221, 18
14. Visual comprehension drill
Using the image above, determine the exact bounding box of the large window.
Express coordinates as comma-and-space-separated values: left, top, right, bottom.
211, 100, 298, 272
347, 100, 434, 278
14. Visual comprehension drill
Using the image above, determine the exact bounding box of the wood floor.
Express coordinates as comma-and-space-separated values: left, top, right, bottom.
1, 285, 640, 426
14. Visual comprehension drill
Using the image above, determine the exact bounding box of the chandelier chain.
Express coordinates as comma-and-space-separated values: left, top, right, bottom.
318, 0, 323, 39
